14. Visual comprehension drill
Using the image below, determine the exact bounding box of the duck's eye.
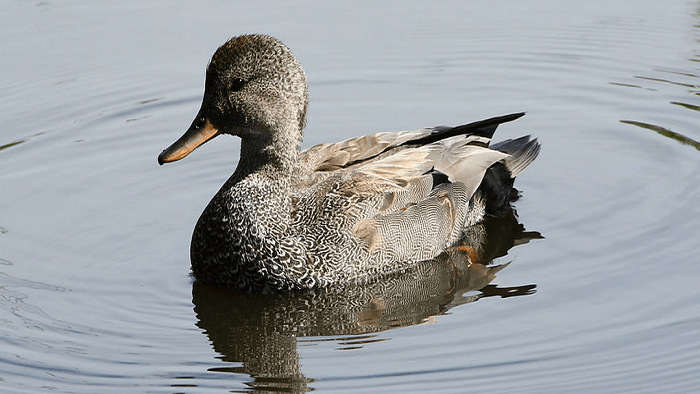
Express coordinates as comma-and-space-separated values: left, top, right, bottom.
230, 77, 247, 92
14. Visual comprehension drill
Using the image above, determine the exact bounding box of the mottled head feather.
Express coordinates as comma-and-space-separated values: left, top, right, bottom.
203, 34, 309, 139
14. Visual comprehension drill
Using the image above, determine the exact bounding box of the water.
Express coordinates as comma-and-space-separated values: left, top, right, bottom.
2, 1, 700, 393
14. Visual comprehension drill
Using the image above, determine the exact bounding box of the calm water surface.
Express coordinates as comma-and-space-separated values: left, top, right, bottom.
1, 1, 700, 393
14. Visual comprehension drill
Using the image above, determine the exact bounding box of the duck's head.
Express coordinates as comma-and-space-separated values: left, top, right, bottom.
158, 34, 309, 165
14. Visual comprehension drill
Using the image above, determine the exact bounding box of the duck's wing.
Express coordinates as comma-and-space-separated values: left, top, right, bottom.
343, 135, 509, 212
300, 113, 525, 172
299, 113, 531, 214
319, 142, 506, 264
295, 114, 536, 264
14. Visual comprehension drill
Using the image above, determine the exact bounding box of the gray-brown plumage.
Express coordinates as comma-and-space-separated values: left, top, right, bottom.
158, 34, 540, 293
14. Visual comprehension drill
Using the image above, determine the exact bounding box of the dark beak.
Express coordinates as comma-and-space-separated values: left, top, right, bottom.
158, 115, 220, 165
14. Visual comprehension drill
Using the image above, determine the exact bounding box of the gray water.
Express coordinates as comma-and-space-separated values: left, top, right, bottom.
2, 1, 700, 393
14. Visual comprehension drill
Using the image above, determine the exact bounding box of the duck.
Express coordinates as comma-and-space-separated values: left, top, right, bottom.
158, 34, 540, 293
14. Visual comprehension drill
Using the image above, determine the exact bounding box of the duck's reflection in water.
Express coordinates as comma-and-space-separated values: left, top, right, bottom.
192, 211, 541, 392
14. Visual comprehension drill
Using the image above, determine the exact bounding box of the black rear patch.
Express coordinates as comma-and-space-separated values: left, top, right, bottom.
477, 162, 518, 216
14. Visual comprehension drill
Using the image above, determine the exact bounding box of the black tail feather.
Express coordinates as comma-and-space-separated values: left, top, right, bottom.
401, 112, 526, 147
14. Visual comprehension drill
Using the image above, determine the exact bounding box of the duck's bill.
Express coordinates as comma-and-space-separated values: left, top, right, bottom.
158, 117, 219, 165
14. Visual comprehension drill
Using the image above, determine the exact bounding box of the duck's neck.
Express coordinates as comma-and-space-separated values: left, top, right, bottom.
234, 125, 303, 181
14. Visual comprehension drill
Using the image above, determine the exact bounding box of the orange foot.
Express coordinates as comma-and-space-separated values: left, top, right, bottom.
447, 245, 482, 265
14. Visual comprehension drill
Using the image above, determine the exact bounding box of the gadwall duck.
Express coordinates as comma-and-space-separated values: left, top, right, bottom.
158, 34, 540, 293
